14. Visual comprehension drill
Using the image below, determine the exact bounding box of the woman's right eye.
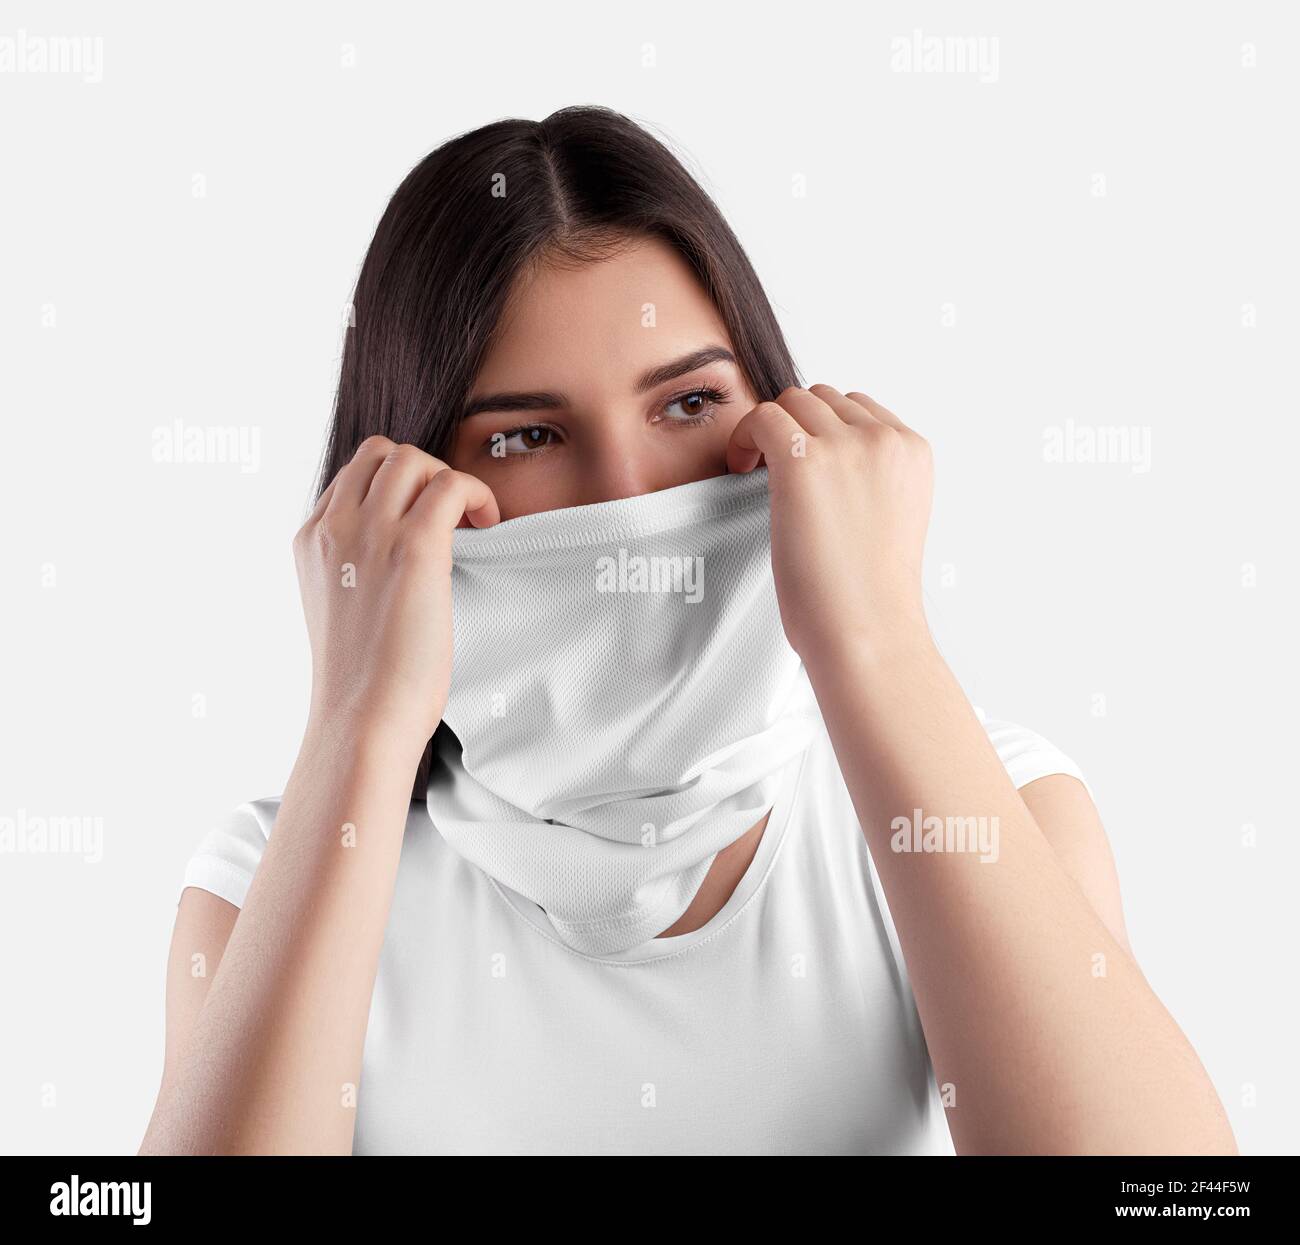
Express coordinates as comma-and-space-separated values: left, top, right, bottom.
491, 425, 558, 456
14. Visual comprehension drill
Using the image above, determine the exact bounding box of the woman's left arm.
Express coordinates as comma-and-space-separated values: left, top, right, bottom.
728, 385, 1238, 1156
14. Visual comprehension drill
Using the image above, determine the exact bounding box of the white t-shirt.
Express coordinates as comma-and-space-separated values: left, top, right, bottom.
180, 708, 1088, 1156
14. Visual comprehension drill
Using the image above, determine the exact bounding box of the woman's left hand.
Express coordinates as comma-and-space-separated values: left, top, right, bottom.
726, 385, 934, 663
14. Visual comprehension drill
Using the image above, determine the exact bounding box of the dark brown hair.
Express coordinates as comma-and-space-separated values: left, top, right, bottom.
315, 104, 803, 798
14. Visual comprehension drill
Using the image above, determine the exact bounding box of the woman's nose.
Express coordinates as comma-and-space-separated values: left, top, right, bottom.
572, 439, 671, 507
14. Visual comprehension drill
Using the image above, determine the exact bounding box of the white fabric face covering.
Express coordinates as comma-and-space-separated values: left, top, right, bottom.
425, 467, 820, 956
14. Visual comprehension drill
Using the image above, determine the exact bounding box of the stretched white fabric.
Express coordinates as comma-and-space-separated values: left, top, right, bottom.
425, 467, 820, 955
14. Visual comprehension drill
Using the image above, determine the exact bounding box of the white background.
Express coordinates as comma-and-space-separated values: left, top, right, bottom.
1, 0, 1296, 1155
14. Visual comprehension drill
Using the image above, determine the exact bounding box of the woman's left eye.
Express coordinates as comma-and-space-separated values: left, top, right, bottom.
660, 386, 730, 425
493, 425, 558, 455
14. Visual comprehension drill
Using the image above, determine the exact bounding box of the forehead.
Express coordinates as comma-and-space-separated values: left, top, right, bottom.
474, 235, 731, 389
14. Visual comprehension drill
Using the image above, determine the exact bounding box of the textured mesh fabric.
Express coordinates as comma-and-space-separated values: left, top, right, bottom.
425, 467, 820, 955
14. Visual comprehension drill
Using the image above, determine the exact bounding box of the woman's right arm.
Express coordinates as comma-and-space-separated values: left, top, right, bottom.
140, 436, 498, 1155
140, 719, 425, 1155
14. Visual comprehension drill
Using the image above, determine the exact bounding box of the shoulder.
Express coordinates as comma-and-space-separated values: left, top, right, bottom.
179, 797, 282, 910
179, 795, 435, 910
199, 796, 282, 849
972, 709, 1132, 951
972, 705, 1093, 800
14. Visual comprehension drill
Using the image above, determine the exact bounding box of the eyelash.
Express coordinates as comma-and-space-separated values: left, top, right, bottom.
489, 385, 733, 460
660, 384, 732, 425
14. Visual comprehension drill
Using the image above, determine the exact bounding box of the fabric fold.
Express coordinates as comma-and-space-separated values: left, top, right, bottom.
426, 467, 821, 956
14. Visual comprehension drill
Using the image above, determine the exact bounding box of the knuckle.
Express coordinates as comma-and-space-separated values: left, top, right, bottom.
862, 426, 896, 457
389, 528, 431, 566
315, 516, 344, 554
356, 433, 394, 456
424, 466, 459, 494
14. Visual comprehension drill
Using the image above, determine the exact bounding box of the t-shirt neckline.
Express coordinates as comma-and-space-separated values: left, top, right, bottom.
488, 745, 811, 965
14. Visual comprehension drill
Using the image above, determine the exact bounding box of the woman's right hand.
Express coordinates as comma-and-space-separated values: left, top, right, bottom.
293, 435, 500, 750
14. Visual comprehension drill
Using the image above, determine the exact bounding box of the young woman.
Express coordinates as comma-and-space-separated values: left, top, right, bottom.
140, 106, 1237, 1156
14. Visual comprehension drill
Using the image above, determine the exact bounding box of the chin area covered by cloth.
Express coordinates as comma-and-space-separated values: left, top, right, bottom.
425, 467, 821, 956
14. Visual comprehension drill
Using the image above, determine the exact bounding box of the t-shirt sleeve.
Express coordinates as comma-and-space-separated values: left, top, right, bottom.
973, 706, 1095, 802
179, 798, 280, 910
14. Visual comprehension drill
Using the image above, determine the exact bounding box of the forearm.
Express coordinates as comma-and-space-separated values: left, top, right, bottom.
140, 718, 421, 1155
805, 627, 1237, 1155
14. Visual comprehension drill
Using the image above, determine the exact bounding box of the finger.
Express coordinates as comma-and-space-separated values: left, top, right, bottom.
807, 383, 885, 428
770, 385, 843, 436
363, 444, 450, 521
726, 400, 806, 474
406, 467, 501, 534
845, 391, 912, 433
327, 434, 398, 512
304, 473, 339, 527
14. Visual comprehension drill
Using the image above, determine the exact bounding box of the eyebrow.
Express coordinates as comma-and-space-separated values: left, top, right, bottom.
460, 345, 738, 421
